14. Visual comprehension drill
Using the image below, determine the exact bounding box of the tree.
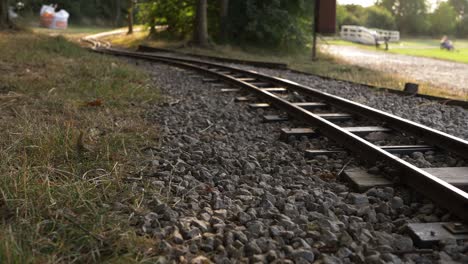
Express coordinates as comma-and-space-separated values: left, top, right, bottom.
0, 0, 11, 29
448, 0, 468, 36
138, 0, 196, 39
336, 4, 367, 28
366, 5, 395, 29
127, 0, 136, 34
457, 14, 468, 36
115, 0, 123, 26
449, 0, 468, 18
219, 0, 228, 42
193, 0, 208, 46
430, 1, 457, 35
377, 0, 430, 34
226, 0, 313, 51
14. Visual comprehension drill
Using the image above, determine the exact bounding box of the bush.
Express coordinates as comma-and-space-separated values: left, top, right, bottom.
366, 6, 395, 30
430, 2, 457, 36
226, 0, 313, 52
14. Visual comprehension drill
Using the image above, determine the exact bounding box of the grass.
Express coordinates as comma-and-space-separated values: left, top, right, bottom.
326, 38, 468, 64
31, 25, 115, 42
0, 31, 163, 263
107, 31, 466, 100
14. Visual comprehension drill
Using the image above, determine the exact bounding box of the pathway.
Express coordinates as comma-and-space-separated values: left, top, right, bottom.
323, 45, 468, 93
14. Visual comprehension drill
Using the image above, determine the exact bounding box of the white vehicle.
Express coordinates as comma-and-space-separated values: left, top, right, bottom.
340, 25, 400, 45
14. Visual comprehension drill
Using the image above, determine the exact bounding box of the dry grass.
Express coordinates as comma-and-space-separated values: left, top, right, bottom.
108, 32, 466, 101
0, 32, 162, 263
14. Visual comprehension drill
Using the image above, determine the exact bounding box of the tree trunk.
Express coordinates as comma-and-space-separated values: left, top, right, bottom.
115, 0, 121, 26
219, 0, 229, 42
148, 25, 157, 39
0, 0, 11, 29
193, 0, 208, 46
127, 0, 134, 34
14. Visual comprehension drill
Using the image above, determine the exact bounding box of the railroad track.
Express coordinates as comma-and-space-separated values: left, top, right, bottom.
86, 41, 468, 243
138, 44, 468, 108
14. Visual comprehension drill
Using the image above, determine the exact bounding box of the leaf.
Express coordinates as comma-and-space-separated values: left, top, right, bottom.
85, 99, 103, 107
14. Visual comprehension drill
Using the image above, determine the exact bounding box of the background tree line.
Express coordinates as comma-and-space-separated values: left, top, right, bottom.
338, 0, 468, 37
2, 0, 468, 46
1, 0, 315, 52
138, 0, 314, 52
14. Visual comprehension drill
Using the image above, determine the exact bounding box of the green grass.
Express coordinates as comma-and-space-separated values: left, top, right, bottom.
0, 31, 162, 263
32, 25, 114, 35
31, 25, 115, 42
326, 38, 468, 64
390, 39, 468, 64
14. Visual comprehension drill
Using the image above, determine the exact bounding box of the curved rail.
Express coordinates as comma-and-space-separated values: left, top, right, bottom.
92, 46, 468, 222
138, 44, 468, 107
137, 45, 289, 69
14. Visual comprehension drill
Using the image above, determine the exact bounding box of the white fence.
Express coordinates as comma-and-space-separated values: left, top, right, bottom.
340, 25, 400, 45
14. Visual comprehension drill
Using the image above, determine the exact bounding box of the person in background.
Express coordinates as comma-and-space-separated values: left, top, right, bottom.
373, 33, 380, 49
384, 36, 390, 50
440, 35, 454, 51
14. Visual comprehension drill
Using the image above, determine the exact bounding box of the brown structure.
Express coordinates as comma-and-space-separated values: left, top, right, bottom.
312, 0, 336, 59
316, 0, 336, 34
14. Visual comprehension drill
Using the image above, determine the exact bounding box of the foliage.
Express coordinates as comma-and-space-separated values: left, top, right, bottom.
377, 0, 430, 34
138, 0, 195, 38
137, 0, 313, 51
366, 5, 395, 30
457, 15, 468, 37
430, 2, 457, 36
449, 0, 468, 19
449, 0, 468, 36
336, 4, 365, 28
226, 0, 314, 52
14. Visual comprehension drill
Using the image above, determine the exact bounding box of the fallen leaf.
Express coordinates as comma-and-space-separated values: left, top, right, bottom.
86, 99, 103, 107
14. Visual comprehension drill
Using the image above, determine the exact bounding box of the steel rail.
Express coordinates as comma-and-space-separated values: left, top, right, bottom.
137, 45, 289, 69
94, 47, 468, 221
105, 48, 468, 159
137, 44, 468, 108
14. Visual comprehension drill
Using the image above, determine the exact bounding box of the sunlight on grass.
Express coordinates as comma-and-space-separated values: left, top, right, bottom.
390, 48, 468, 64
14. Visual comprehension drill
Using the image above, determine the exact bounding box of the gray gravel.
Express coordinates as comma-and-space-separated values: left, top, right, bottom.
119, 59, 468, 263
143, 51, 468, 140
214, 63, 468, 141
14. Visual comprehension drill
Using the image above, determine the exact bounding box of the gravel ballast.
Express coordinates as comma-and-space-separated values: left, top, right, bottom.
219, 62, 468, 141
126, 59, 468, 263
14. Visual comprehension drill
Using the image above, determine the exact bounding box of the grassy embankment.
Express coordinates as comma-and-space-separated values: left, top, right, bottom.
107, 31, 466, 100
0, 32, 162, 263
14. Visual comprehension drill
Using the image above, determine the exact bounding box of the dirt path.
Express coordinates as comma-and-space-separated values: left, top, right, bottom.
323, 45, 468, 93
